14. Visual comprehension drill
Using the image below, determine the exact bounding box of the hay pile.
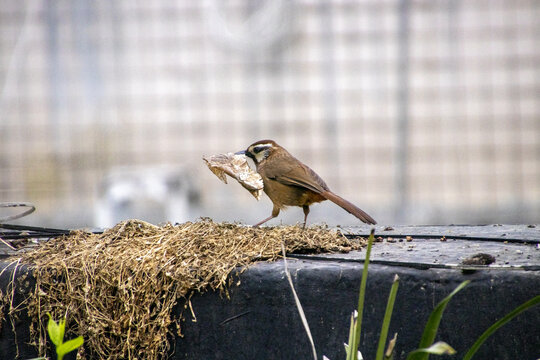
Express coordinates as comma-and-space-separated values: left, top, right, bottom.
15, 219, 365, 359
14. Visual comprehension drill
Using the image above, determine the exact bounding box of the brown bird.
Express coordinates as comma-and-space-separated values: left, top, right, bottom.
236, 139, 376, 228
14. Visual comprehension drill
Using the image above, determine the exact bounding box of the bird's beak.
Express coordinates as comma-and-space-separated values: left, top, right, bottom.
235, 150, 246, 155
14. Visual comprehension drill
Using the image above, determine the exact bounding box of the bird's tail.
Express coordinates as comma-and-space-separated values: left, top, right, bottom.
321, 190, 377, 225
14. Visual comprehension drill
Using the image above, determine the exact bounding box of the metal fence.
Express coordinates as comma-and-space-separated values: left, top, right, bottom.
1, 0, 538, 227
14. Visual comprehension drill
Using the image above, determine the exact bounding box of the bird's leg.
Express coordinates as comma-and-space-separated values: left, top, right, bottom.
253, 207, 280, 227
253, 215, 275, 227
302, 205, 310, 230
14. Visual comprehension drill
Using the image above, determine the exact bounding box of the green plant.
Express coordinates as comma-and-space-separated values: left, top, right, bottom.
344, 233, 538, 360
406, 281, 469, 360
347, 229, 375, 360
285, 228, 539, 360
45, 313, 84, 360
462, 294, 540, 360
375, 274, 400, 360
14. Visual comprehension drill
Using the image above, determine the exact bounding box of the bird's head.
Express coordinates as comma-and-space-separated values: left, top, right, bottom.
236, 139, 279, 164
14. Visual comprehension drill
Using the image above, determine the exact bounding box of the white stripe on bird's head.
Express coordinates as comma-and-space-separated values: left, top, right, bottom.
247, 143, 273, 163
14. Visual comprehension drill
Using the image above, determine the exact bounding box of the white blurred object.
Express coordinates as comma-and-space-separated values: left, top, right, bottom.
204, 0, 295, 53
95, 167, 200, 228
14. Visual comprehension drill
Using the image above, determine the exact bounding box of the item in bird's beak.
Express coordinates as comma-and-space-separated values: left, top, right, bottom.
203, 153, 264, 200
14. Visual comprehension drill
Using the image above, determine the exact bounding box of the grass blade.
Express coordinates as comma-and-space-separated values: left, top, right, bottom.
281, 242, 317, 360
351, 229, 375, 359
407, 280, 470, 360
462, 294, 540, 360
376, 274, 400, 360
345, 311, 356, 360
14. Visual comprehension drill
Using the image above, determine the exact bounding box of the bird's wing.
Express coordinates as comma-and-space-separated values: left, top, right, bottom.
264, 160, 328, 194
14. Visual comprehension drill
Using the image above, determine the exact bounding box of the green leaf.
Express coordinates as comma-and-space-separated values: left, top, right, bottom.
47, 313, 65, 347
56, 336, 84, 357
351, 229, 375, 359
376, 275, 400, 360
408, 341, 456, 356
463, 295, 540, 360
407, 280, 469, 360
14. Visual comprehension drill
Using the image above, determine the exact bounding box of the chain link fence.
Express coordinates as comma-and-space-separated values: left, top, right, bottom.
1, 0, 538, 227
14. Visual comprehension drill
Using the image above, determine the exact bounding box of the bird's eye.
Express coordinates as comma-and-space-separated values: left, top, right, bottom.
253, 146, 264, 153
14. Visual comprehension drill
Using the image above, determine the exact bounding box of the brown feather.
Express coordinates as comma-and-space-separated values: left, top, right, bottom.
321, 190, 377, 225
262, 150, 328, 194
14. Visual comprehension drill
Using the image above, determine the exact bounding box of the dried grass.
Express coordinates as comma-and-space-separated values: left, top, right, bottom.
13, 219, 365, 359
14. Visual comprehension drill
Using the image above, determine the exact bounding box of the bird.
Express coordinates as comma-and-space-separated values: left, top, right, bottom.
236, 139, 376, 228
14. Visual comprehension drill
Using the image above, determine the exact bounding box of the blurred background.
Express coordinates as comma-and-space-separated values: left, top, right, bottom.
0, 0, 538, 228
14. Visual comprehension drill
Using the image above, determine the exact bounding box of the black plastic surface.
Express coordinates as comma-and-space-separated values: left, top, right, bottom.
0, 225, 538, 359
174, 259, 539, 360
